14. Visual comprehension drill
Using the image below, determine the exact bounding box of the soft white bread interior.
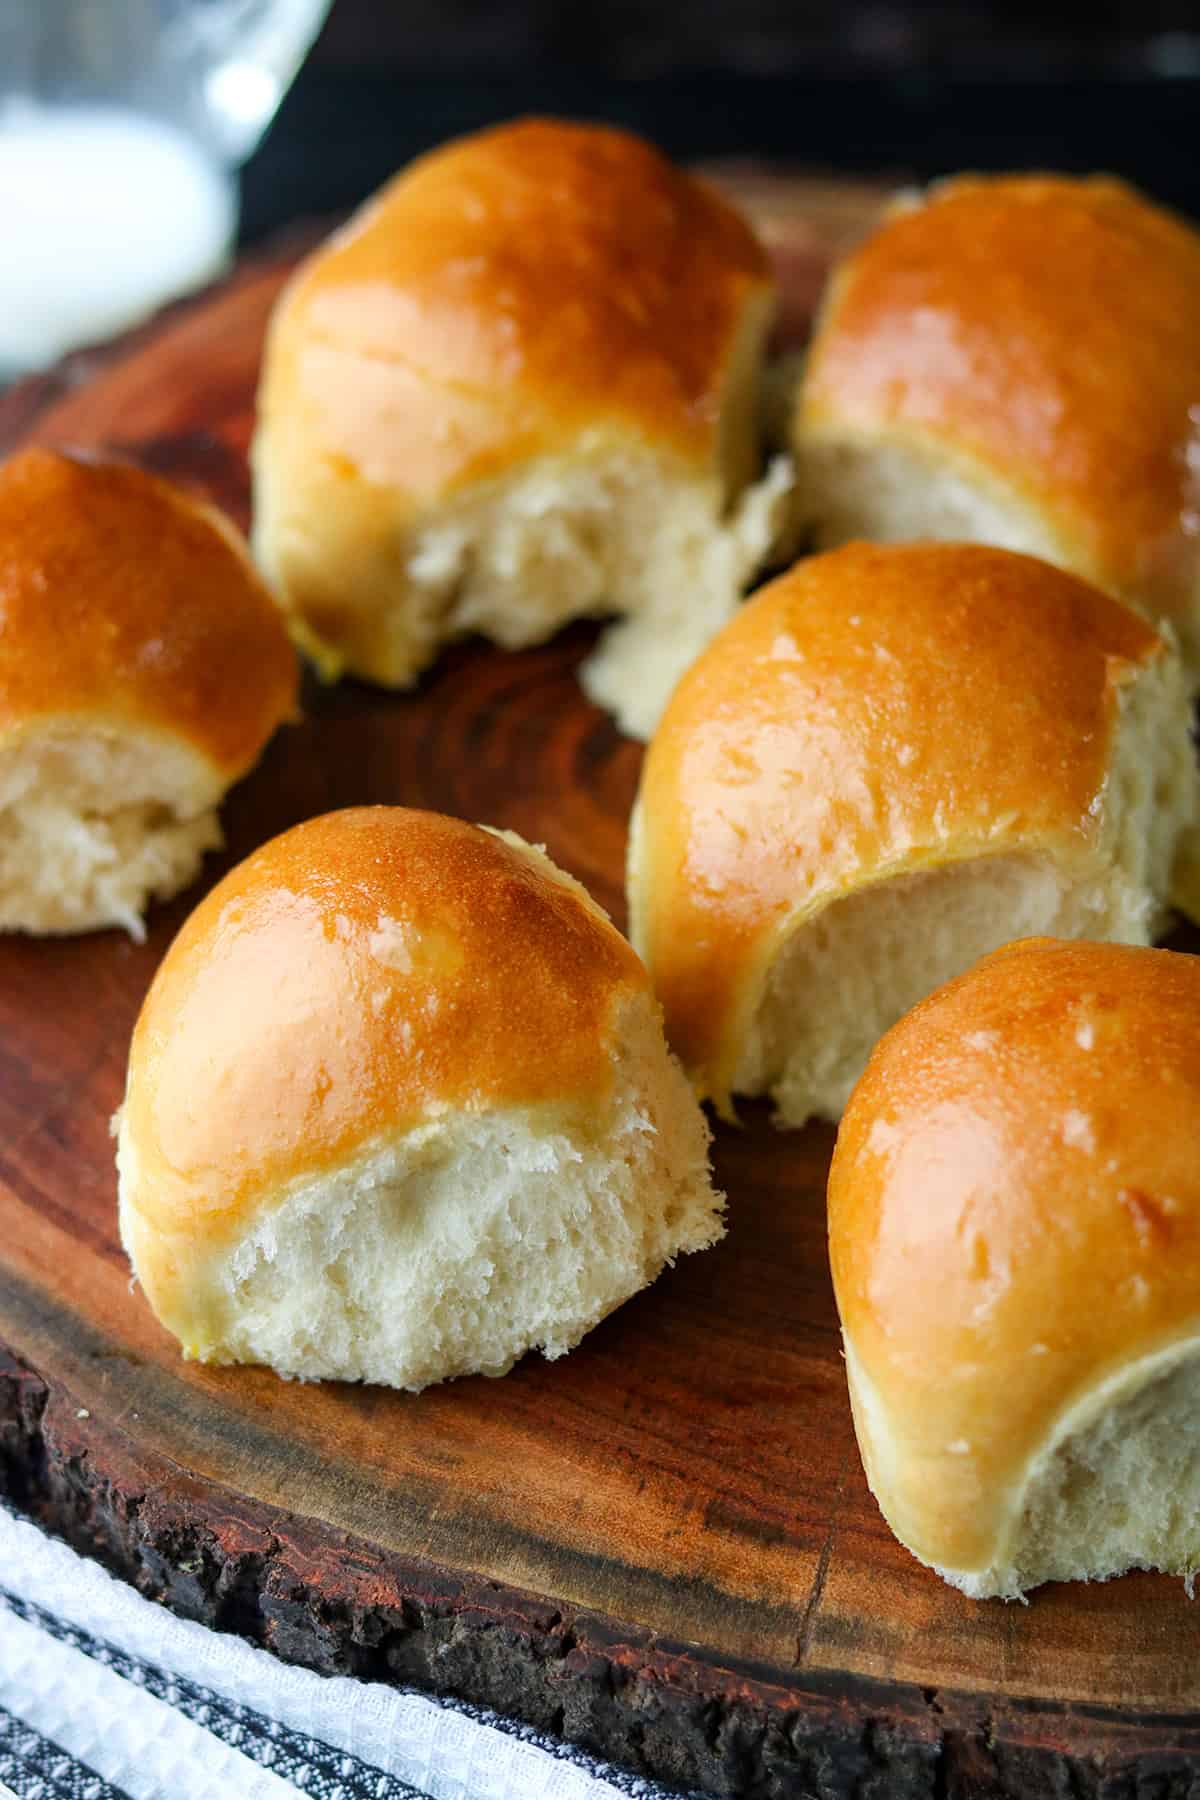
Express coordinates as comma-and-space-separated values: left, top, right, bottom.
120, 990, 716, 1388
251, 117, 794, 741
117, 808, 722, 1389
796, 175, 1200, 667
0, 725, 222, 940
829, 937, 1200, 1598
0, 448, 297, 939
629, 542, 1199, 1124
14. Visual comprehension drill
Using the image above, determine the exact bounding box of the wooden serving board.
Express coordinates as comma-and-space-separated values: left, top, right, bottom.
3, 172, 1200, 1800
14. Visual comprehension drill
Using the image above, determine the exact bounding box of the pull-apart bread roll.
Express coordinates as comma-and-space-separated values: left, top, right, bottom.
628, 541, 1198, 1125
831, 938, 1200, 1598
797, 175, 1200, 664
117, 808, 722, 1389
0, 448, 297, 939
252, 117, 792, 740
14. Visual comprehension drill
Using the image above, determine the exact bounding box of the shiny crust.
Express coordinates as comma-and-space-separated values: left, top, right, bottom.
257, 117, 772, 511
800, 174, 1200, 622
630, 542, 1162, 1108
121, 808, 650, 1253
829, 938, 1200, 1575
0, 449, 297, 775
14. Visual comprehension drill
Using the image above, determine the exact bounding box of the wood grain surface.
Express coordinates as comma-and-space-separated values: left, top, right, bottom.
3, 173, 1200, 1800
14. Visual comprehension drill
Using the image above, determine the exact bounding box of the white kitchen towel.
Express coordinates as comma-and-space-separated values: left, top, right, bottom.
0, 1504, 692, 1800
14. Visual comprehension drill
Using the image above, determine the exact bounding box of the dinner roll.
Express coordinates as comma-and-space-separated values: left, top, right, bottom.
796, 175, 1200, 665
0, 448, 297, 939
628, 541, 1198, 1125
117, 808, 722, 1389
830, 937, 1200, 1598
252, 117, 793, 741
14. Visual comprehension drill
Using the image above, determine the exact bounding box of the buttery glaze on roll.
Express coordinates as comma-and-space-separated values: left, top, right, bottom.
252, 117, 794, 740
0, 448, 297, 939
628, 541, 1199, 1125
796, 174, 1200, 666
117, 807, 723, 1390
830, 938, 1200, 1598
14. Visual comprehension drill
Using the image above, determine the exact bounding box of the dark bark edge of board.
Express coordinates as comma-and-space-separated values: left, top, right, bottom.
3, 1344, 1198, 1800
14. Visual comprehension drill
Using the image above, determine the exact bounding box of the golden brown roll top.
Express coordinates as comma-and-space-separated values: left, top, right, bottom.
0, 447, 297, 775
261, 116, 772, 512
122, 808, 648, 1242
829, 938, 1200, 1595
798, 174, 1200, 654
629, 541, 1170, 1115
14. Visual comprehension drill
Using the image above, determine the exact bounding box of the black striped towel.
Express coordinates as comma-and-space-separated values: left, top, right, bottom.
0, 1504, 689, 1800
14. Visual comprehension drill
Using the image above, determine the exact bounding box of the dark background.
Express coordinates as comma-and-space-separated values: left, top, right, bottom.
239, 0, 1200, 241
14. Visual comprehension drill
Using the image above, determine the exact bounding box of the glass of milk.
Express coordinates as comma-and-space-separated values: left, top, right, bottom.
0, 0, 332, 377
